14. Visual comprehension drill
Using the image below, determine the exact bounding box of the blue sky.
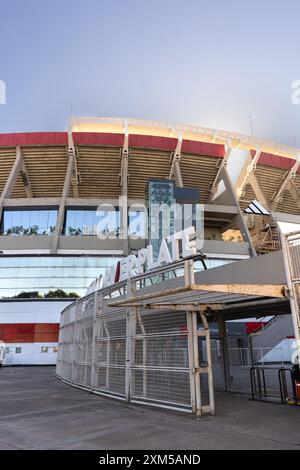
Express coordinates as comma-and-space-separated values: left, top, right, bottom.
0, 0, 300, 146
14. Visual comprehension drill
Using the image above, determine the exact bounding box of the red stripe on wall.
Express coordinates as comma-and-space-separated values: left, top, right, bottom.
0, 323, 59, 343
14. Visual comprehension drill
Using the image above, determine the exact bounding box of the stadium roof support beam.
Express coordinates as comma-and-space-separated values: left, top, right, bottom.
286, 180, 300, 211
235, 150, 269, 207
68, 132, 80, 198
19, 157, 33, 198
169, 135, 183, 187
120, 128, 129, 255
0, 146, 24, 222
271, 155, 300, 210
50, 134, 77, 253
208, 142, 232, 200
206, 155, 256, 256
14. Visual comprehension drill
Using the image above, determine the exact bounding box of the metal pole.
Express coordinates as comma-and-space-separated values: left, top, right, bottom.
217, 314, 230, 391
187, 311, 196, 413
192, 312, 202, 416
71, 300, 79, 384
125, 278, 137, 402
201, 312, 215, 416
185, 259, 198, 414
281, 231, 300, 364
125, 305, 132, 401
91, 291, 99, 390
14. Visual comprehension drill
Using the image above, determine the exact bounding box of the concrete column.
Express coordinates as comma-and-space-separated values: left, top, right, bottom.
222, 168, 257, 257
120, 134, 129, 255
0, 146, 23, 223
50, 151, 75, 253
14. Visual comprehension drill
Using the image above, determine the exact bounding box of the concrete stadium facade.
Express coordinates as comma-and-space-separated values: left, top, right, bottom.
0, 117, 300, 363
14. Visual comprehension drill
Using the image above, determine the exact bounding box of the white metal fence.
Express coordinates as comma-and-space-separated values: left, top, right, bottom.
57, 280, 202, 411
57, 259, 217, 415
57, 295, 194, 411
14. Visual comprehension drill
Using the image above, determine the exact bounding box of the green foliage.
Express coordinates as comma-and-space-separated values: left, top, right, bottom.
14, 291, 42, 298
43, 289, 80, 298
3, 225, 56, 236
11, 289, 80, 299
68, 226, 82, 236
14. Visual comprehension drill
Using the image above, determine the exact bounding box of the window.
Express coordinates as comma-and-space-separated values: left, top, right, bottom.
52, 347, 58, 353
2, 208, 57, 236
0, 255, 121, 298
41, 347, 49, 353
128, 210, 146, 238
65, 208, 120, 237
15, 347, 22, 354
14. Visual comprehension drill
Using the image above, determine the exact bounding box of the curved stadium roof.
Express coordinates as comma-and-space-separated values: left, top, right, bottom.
0, 117, 299, 214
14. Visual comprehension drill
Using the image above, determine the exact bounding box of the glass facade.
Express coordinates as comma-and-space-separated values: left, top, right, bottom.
2, 208, 57, 235
148, 179, 175, 259
65, 208, 120, 237
0, 256, 121, 298
128, 210, 146, 238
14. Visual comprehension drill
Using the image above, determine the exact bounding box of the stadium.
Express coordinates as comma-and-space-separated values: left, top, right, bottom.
0, 117, 300, 414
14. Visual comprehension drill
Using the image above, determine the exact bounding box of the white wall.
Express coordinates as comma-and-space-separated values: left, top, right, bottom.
4, 342, 58, 365
0, 299, 74, 365
0, 299, 73, 324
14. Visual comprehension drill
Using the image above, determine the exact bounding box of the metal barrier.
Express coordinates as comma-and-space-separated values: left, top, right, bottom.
250, 366, 295, 403
250, 367, 267, 400
210, 346, 293, 395
278, 368, 296, 403
57, 258, 214, 415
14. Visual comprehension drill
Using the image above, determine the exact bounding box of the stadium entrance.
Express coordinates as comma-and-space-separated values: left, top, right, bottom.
56, 233, 300, 417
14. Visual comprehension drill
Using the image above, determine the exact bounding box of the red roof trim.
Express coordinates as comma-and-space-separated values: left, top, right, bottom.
182, 139, 224, 157
73, 132, 124, 146
251, 150, 298, 173
0, 132, 68, 147
74, 133, 225, 157
0, 131, 225, 158
129, 134, 177, 151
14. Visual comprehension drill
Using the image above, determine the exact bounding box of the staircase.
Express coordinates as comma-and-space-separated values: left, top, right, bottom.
256, 224, 281, 254
246, 215, 281, 254
250, 315, 294, 350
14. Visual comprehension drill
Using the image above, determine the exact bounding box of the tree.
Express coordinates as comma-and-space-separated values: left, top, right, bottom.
14, 291, 41, 298
44, 289, 79, 298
